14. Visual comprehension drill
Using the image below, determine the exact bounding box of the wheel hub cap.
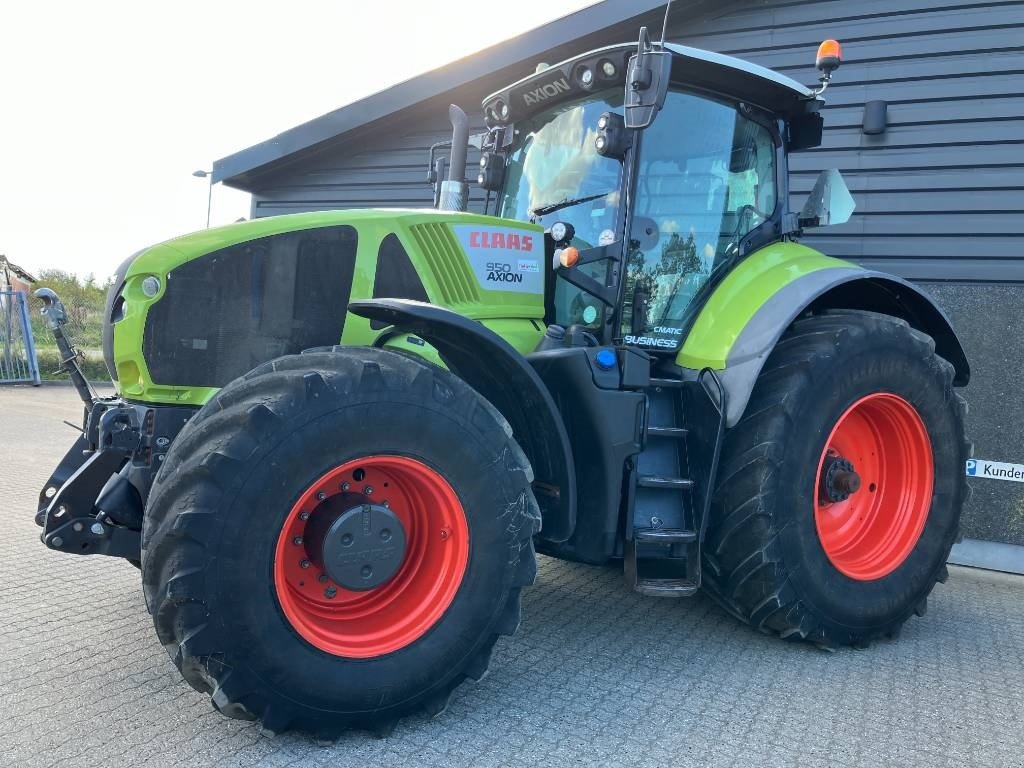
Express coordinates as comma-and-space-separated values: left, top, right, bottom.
319, 503, 407, 591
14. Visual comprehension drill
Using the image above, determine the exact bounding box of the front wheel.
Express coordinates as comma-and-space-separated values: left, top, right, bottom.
142, 348, 540, 738
702, 311, 968, 647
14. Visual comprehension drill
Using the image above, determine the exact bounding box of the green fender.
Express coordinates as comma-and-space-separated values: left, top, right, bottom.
350, 297, 577, 543
676, 241, 969, 427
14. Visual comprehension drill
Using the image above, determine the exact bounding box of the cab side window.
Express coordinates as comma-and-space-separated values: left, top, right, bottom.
623, 91, 777, 339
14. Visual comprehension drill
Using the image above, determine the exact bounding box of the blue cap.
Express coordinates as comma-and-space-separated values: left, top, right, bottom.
595, 349, 617, 371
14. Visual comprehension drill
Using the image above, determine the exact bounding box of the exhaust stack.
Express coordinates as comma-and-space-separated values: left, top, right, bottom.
439, 104, 469, 211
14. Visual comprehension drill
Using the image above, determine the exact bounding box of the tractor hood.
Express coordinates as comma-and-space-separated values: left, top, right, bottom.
103, 209, 544, 405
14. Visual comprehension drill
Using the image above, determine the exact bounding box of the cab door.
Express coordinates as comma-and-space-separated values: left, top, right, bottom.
622, 90, 780, 352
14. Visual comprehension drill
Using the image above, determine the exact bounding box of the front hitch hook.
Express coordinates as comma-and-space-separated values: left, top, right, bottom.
34, 287, 95, 405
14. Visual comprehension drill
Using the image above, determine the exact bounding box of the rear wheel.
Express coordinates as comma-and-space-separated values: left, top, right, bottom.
702, 311, 968, 647
142, 348, 540, 737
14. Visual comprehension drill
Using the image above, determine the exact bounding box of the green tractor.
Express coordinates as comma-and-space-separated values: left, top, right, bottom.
36, 30, 969, 738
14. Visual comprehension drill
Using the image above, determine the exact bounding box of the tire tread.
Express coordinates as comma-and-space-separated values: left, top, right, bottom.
143, 347, 540, 736
701, 311, 967, 647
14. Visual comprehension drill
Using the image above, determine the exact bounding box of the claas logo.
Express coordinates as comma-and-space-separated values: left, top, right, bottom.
468, 231, 534, 251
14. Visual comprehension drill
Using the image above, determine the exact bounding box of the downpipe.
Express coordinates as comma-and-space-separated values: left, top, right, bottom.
438, 104, 469, 212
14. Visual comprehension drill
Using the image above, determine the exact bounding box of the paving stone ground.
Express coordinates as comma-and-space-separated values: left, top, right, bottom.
2, 384, 1023, 768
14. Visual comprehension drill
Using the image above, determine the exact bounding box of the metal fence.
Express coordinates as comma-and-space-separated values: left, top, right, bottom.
1, 290, 41, 385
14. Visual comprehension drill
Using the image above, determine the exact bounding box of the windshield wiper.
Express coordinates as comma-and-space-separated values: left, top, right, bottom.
530, 191, 612, 219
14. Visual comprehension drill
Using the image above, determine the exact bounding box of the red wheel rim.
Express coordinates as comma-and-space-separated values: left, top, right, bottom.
273, 455, 469, 658
814, 393, 934, 581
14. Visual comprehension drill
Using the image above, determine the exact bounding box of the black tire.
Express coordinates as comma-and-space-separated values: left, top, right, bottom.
141, 347, 540, 738
702, 311, 968, 647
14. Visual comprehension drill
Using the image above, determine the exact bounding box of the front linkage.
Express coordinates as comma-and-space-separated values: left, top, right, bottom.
33, 289, 193, 561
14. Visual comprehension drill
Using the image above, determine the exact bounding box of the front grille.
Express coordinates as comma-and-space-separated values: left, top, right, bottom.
141, 225, 357, 388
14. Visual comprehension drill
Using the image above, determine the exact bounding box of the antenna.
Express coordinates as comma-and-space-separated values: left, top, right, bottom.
659, 0, 673, 47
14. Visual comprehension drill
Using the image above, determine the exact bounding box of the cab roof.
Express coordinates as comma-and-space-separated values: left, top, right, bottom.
663, 43, 820, 116
483, 42, 821, 125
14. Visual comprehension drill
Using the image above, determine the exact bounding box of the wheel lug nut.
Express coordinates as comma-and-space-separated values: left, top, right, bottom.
341, 533, 353, 546
300, 559, 310, 569
318, 573, 329, 583
363, 485, 373, 495
341, 482, 350, 491
316, 491, 327, 501
299, 511, 310, 521
380, 528, 392, 542
292, 536, 303, 546
382, 501, 390, 509
440, 528, 450, 540
325, 586, 337, 598
361, 565, 372, 579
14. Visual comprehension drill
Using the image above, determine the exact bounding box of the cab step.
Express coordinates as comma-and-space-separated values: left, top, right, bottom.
645, 426, 688, 439
636, 475, 694, 490
624, 538, 700, 598
648, 377, 685, 389
634, 528, 697, 544
633, 579, 699, 598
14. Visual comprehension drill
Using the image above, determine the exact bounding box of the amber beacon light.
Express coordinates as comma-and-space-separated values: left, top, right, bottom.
811, 39, 842, 96
816, 39, 842, 74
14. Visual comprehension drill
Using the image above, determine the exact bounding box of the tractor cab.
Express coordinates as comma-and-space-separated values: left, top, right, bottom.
466, 34, 850, 353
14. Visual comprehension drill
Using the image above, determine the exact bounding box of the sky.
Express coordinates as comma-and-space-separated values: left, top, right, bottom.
0, 0, 596, 281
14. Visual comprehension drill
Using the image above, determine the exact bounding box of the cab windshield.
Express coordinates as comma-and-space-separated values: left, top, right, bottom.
498, 90, 624, 331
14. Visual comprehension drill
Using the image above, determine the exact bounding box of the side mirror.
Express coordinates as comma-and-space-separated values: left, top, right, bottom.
624, 27, 672, 129
798, 169, 855, 228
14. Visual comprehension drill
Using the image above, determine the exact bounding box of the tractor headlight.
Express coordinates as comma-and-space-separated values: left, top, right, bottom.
549, 221, 575, 246
141, 276, 161, 297
477, 151, 506, 191
594, 111, 631, 160
600, 59, 617, 78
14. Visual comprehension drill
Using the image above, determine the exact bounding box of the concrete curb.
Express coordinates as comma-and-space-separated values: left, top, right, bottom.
949, 538, 1024, 575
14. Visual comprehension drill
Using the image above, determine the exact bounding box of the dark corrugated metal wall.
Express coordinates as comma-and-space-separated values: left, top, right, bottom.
249, 102, 490, 217
252, 1, 1023, 282
667, 0, 1024, 548
671, 0, 1023, 281
246, 19, 666, 218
